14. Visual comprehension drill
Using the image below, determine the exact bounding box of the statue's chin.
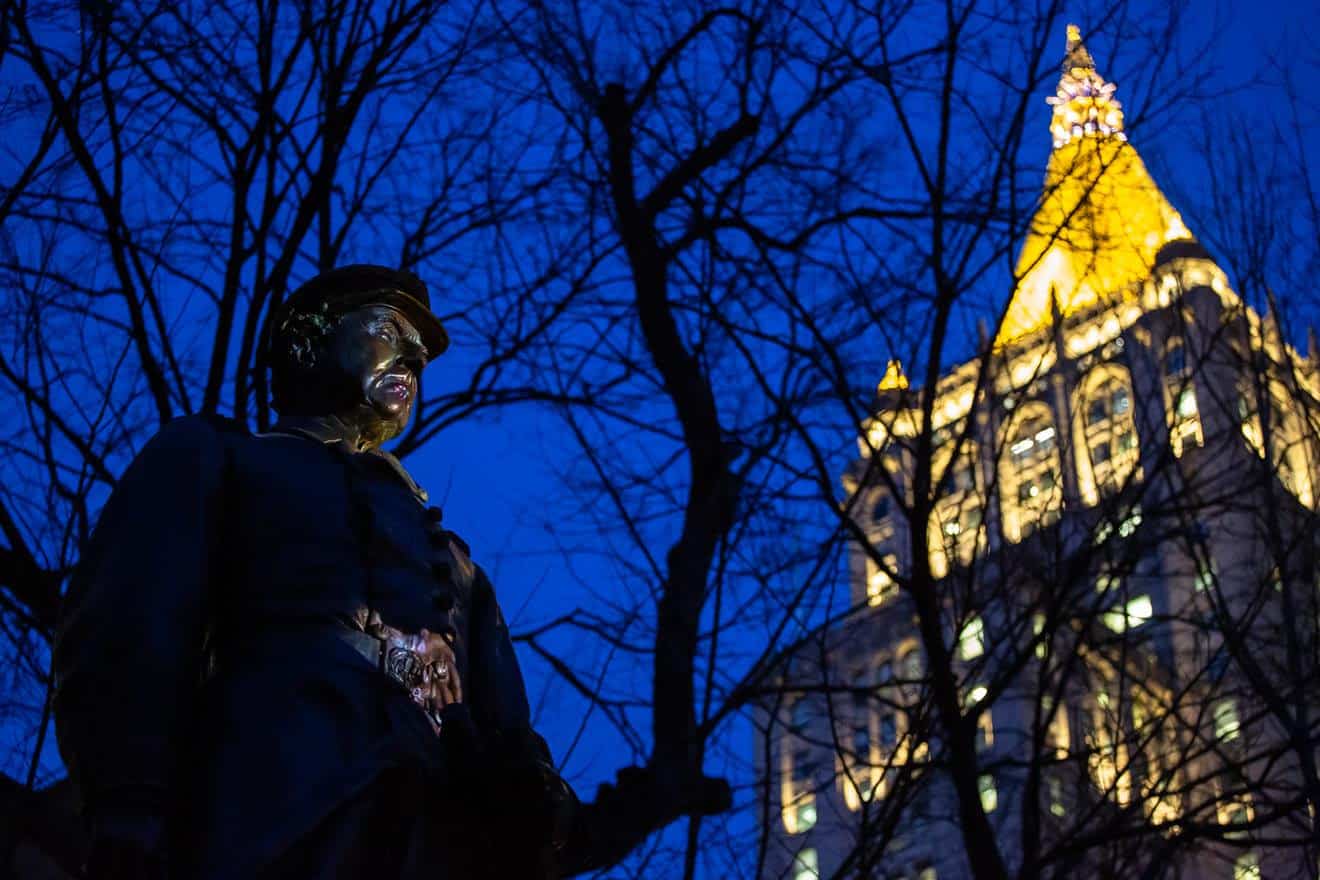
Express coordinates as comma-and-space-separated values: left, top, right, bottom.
363, 402, 409, 446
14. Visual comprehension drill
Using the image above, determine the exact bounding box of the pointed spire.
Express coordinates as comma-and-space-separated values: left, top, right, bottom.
993, 23, 1195, 349
878, 359, 909, 392
1062, 23, 1095, 72
1046, 24, 1126, 148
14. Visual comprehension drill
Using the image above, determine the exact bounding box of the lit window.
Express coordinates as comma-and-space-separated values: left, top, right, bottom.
917, 866, 937, 880
1032, 613, 1048, 659
868, 554, 899, 606
1194, 560, 1217, 591
795, 801, 817, 832
1176, 388, 1198, 419
1095, 571, 1121, 593
792, 847, 820, 880
781, 742, 818, 833
978, 774, 998, 812
1213, 699, 1241, 743
1117, 506, 1142, 537
900, 648, 923, 681
1233, 852, 1260, 880
1080, 372, 1142, 504
1047, 774, 1066, 817
959, 616, 985, 660
976, 708, 994, 752
966, 684, 988, 706
1045, 698, 1071, 756
1219, 795, 1253, 839
1003, 407, 1063, 540
1103, 594, 1153, 632
1164, 341, 1202, 456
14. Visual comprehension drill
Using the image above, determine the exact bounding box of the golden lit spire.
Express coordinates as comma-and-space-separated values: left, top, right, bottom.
994, 24, 1192, 348
1048, 24, 1126, 148
878, 359, 909, 392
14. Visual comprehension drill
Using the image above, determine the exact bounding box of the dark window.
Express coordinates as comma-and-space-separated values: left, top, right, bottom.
1088, 398, 1108, 425
954, 465, 974, 492
879, 714, 898, 748
793, 750, 817, 785
791, 701, 812, 734
1165, 343, 1185, 377
853, 724, 870, 756
1091, 442, 1111, 465
872, 495, 891, 522
1112, 386, 1131, 415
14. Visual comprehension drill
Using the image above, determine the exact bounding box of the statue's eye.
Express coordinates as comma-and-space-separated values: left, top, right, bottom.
376, 325, 398, 344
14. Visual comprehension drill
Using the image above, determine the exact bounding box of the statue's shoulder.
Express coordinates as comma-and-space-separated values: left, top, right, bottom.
148, 412, 249, 446
129, 414, 240, 465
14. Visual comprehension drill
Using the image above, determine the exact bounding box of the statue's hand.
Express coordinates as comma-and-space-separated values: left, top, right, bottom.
415, 628, 463, 721
371, 622, 463, 733
84, 810, 166, 880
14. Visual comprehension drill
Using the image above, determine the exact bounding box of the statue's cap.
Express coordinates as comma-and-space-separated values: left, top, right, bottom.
269, 264, 449, 359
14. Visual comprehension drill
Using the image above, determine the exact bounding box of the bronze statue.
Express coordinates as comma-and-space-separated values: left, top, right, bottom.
50, 266, 712, 879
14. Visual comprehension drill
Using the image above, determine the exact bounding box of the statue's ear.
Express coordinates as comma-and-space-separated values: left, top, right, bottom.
281, 306, 335, 370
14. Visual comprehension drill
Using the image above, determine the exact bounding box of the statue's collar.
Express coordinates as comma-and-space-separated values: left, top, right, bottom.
264, 417, 429, 504
268, 415, 357, 448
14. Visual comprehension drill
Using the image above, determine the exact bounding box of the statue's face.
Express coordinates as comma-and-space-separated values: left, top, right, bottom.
324, 303, 428, 439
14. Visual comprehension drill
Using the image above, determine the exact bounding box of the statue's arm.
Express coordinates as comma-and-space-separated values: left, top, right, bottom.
53, 415, 227, 840
460, 564, 731, 876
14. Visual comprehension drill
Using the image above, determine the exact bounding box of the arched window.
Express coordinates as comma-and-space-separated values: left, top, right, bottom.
1163, 339, 1202, 456
1075, 366, 1141, 503
929, 436, 984, 576
1267, 382, 1316, 506
781, 700, 819, 832
1000, 403, 1063, 541
840, 665, 879, 810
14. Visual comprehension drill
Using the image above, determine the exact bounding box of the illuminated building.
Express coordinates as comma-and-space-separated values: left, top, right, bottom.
759, 26, 1320, 880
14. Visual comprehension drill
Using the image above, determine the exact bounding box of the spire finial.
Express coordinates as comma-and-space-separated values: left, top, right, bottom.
878, 359, 909, 392
1046, 24, 1126, 148
1064, 24, 1095, 71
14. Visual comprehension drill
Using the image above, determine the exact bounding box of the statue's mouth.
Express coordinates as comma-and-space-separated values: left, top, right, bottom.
378, 371, 415, 402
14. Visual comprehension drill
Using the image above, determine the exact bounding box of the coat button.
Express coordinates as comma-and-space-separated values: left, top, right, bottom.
432, 589, 455, 612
